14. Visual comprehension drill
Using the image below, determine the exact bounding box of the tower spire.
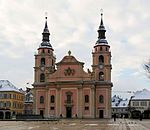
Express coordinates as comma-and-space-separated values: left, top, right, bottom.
96, 10, 108, 44
43, 15, 49, 33
40, 13, 53, 49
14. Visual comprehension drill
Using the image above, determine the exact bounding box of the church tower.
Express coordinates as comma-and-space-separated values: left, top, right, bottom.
92, 13, 112, 82
92, 13, 112, 118
34, 16, 56, 84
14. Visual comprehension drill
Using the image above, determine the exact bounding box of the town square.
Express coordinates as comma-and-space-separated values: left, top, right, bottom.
0, 119, 150, 130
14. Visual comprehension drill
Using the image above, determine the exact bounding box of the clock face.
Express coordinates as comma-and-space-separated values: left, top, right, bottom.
99, 64, 104, 69
40, 66, 45, 71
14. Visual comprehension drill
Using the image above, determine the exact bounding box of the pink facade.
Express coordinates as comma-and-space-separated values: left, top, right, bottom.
33, 14, 113, 118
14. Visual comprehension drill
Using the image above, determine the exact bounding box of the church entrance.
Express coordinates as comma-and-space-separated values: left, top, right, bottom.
40, 110, 44, 118
66, 107, 72, 118
99, 110, 104, 118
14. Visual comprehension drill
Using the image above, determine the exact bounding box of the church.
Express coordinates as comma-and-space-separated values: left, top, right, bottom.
33, 13, 113, 119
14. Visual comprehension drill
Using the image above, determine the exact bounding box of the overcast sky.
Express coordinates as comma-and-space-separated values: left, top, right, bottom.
0, 0, 149, 97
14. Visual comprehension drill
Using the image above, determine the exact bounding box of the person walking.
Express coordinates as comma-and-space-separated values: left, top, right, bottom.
139, 113, 143, 121
114, 113, 116, 122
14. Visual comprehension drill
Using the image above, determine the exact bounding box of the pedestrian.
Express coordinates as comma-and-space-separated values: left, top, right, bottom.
60, 114, 62, 118
114, 113, 116, 122
139, 113, 143, 121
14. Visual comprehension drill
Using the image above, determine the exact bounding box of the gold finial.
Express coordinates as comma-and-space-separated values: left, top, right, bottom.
68, 50, 71, 56
45, 12, 48, 19
100, 9, 103, 14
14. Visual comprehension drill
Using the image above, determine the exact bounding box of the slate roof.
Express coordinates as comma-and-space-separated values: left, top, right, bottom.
112, 95, 129, 108
132, 89, 150, 100
0, 80, 21, 93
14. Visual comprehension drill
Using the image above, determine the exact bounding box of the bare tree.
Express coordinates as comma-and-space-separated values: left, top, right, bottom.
144, 59, 150, 78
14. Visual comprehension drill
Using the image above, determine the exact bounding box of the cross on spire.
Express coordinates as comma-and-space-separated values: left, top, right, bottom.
96, 10, 108, 44
40, 13, 53, 48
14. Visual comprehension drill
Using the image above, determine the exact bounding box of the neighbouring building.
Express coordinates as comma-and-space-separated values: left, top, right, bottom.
112, 95, 129, 118
0, 80, 24, 119
24, 87, 33, 115
129, 89, 150, 119
33, 13, 113, 118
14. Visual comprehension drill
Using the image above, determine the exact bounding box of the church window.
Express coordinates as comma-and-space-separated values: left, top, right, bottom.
50, 107, 55, 110
85, 95, 89, 103
51, 95, 55, 103
67, 95, 71, 103
41, 58, 45, 65
100, 47, 102, 51
106, 47, 108, 51
99, 95, 104, 103
40, 96, 44, 104
40, 73, 45, 82
99, 55, 104, 63
42, 49, 45, 53
85, 106, 89, 110
48, 49, 50, 53
99, 72, 104, 81
52, 59, 54, 66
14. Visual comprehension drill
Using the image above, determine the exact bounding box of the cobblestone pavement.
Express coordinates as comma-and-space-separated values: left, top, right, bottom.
0, 119, 150, 130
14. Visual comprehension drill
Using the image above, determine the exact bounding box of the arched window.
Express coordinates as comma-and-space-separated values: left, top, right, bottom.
67, 95, 71, 102
95, 48, 97, 52
51, 95, 55, 103
106, 47, 108, 51
85, 95, 89, 103
40, 73, 45, 82
52, 59, 54, 66
40, 96, 44, 104
41, 58, 45, 65
99, 72, 104, 81
99, 95, 104, 103
99, 55, 104, 63
42, 49, 45, 53
48, 49, 50, 53
100, 47, 102, 51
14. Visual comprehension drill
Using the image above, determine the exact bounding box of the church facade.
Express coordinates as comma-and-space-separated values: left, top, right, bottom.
33, 13, 113, 119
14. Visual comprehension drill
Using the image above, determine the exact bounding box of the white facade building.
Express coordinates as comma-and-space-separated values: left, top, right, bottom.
130, 89, 150, 119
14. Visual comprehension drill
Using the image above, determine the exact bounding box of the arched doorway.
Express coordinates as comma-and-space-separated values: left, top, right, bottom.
40, 110, 44, 118
0, 111, 4, 119
143, 110, 150, 119
66, 107, 72, 118
131, 110, 141, 119
99, 110, 104, 118
5, 111, 11, 119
